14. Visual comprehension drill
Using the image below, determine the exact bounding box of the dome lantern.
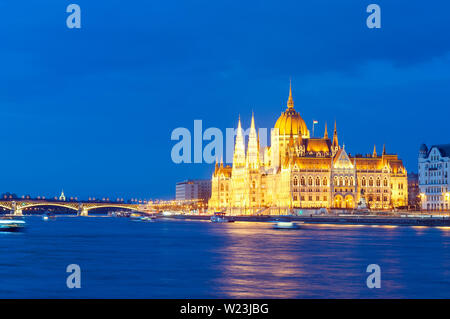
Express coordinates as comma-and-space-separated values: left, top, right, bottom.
274, 81, 309, 137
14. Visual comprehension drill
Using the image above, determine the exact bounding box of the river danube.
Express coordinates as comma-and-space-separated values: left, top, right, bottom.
1, 216, 449, 298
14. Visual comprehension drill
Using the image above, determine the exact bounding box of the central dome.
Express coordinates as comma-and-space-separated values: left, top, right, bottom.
274, 83, 309, 137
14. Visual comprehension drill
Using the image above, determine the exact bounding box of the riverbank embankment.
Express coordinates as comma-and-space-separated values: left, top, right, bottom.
163, 214, 450, 227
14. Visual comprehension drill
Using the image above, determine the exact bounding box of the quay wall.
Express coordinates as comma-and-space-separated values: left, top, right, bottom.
165, 214, 450, 227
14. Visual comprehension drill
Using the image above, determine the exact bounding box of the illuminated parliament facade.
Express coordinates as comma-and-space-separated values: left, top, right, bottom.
208, 84, 408, 214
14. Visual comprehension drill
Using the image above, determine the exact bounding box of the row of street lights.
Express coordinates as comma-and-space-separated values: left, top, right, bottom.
1, 194, 153, 204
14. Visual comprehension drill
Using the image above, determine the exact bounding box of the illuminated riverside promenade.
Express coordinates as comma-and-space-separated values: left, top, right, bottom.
167, 211, 450, 227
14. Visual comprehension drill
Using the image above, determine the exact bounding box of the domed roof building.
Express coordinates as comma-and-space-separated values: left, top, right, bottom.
209, 81, 408, 214
274, 83, 309, 138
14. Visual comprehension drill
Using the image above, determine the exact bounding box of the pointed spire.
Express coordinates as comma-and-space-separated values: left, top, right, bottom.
220, 156, 223, 168
332, 120, 339, 148
214, 157, 219, 175
250, 111, 255, 130
324, 122, 328, 139
233, 115, 246, 167
246, 112, 259, 169
257, 131, 260, 152
287, 123, 295, 159
289, 123, 294, 146
287, 79, 294, 109
373, 144, 377, 157
382, 144, 386, 155
296, 117, 303, 143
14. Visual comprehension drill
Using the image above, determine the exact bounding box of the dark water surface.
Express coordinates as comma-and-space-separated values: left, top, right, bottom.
1, 216, 450, 298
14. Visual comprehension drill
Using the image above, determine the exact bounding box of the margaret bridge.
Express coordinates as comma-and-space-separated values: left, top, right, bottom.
0, 199, 145, 216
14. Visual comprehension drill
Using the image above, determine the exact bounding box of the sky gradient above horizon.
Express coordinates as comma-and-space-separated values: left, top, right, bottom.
0, 1, 449, 200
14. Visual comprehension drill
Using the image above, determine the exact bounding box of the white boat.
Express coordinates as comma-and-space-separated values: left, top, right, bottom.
273, 221, 302, 229
162, 211, 175, 217
0, 220, 26, 232
130, 215, 156, 222
140, 216, 156, 222
211, 212, 234, 223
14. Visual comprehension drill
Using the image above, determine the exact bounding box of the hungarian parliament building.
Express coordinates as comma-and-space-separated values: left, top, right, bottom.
208, 84, 408, 214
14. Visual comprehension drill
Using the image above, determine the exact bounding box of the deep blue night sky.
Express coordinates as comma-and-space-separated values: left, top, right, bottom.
0, 1, 449, 200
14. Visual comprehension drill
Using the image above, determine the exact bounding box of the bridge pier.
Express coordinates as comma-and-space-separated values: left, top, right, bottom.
78, 207, 89, 216
13, 208, 23, 216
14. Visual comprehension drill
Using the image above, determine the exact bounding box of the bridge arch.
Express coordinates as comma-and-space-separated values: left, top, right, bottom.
0, 203, 12, 211
85, 205, 140, 212
20, 203, 79, 212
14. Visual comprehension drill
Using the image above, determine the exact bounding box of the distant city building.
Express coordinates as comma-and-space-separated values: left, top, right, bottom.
59, 189, 66, 201
176, 180, 212, 202
408, 172, 420, 209
418, 144, 450, 211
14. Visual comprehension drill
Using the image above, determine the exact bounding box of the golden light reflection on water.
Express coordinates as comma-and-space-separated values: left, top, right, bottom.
210, 221, 413, 298
306, 223, 368, 228
214, 222, 306, 298
380, 225, 398, 229
204, 220, 450, 298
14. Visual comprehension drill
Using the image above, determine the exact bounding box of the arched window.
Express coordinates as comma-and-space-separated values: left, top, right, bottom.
369, 177, 374, 187
339, 177, 344, 186
220, 184, 224, 191
376, 178, 381, 187
334, 177, 338, 186
293, 176, 298, 186
308, 177, 313, 186
323, 177, 328, 186
383, 178, 388, 187
350, 177, 354, 186
301, 176, 305, 186
252, 180, 256, 188
316, 177, 321, 186
362, 177, 366, 186
344, 177, 349, 186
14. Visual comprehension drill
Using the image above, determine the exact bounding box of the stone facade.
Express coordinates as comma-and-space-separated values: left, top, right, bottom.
208, 84, 408, 214
418, 144, 450, 211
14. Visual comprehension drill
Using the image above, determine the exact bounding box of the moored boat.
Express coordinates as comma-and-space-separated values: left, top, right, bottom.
162, 211, 177, 217
0, 220, 26, 232
130, 214, 157, 222
211, 212, 234, 223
